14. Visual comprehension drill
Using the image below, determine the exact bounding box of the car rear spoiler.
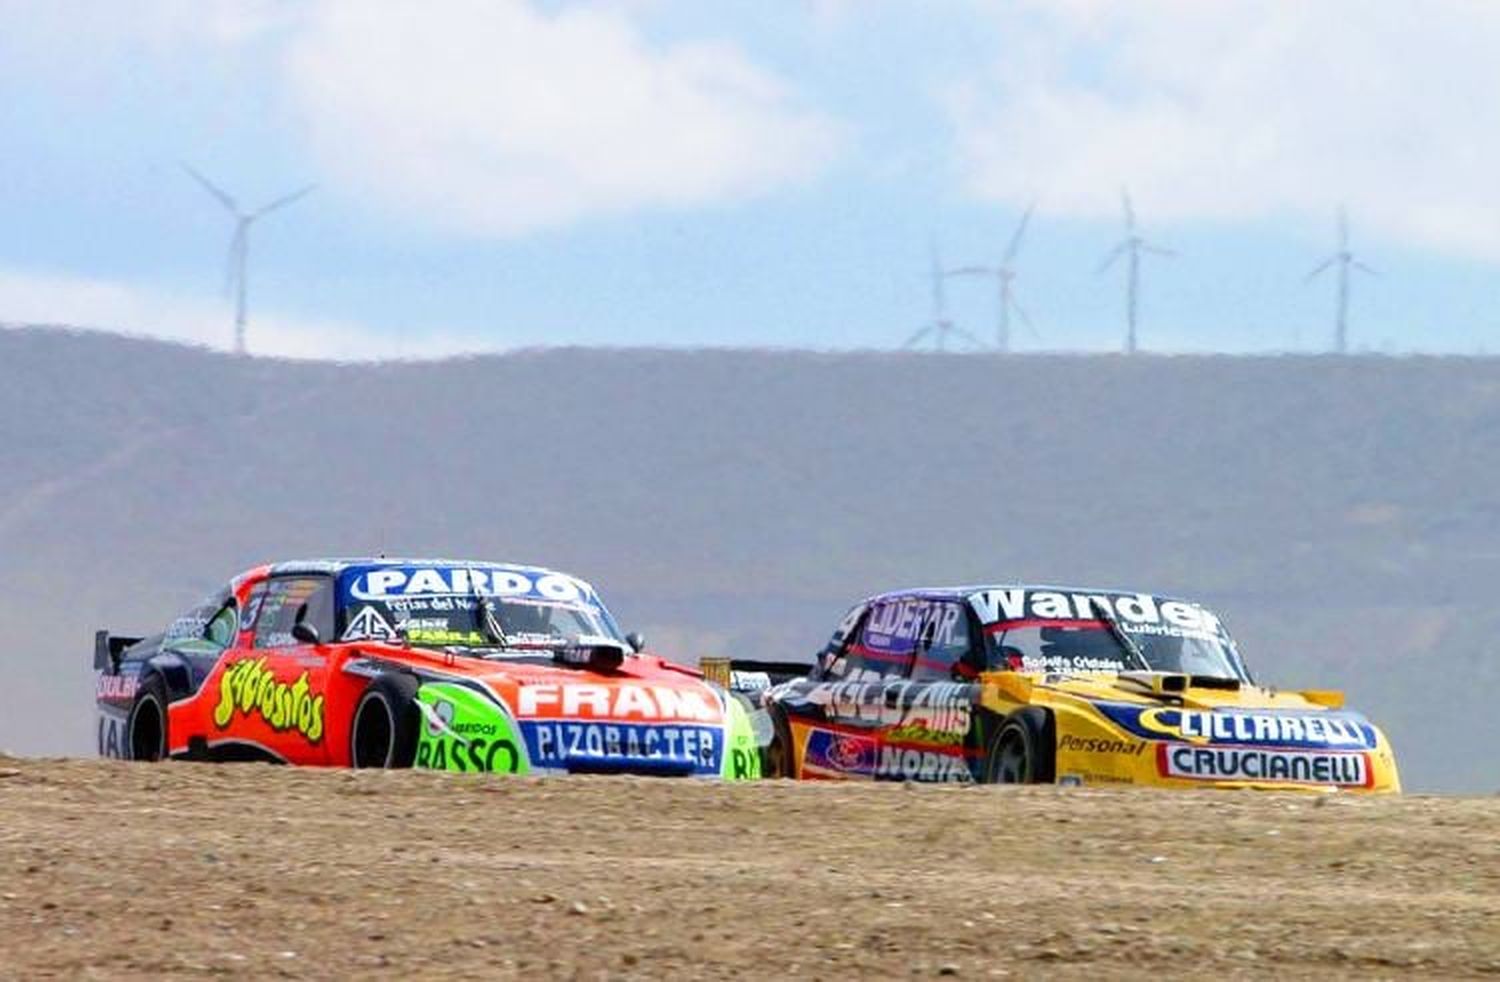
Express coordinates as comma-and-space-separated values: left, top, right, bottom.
699, 657, 812, 694
94, 630, 142, 672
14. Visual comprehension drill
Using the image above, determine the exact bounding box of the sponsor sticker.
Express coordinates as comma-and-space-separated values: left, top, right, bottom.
97, 712, 126, 759
424, 697, 457, 737
729, 670, 772, 692
863, 599, 963, 655
1096, 704, 1378, 751
802, 728, 877, 776
212, 658, 325, 743
802, 680, 974, 736
1059, 733, 1148, 756
971, 588, 1223, 638
342, 605, 398, 642
415, 734, 522, 773
1020, 653, 1129, 673
164, 615, 209, 641
522, 721, 721, 774
95, 674, 139, 703
1159, 743, 1371, 787
874, 745, 972, 783
722, 700, 764, 781
344, 565, 590, 605
516, 682, 722, 724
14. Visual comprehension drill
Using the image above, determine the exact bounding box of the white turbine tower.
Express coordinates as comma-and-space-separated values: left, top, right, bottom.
1097, 189, 1174, 354
948, 202, 1037, 353
183, 164, 315, 356
1305, 206, 1378, 355
904, 241, 982, 352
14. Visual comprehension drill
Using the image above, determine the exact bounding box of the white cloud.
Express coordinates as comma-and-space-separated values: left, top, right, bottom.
0, 0, 288, 77
948, 1, 1500, 259
5, 1, 840, 238
0, 267, 491, 361
278, 0, 841, 237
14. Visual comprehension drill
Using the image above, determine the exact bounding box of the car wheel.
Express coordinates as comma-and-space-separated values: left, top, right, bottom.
763, 706, 797, 779
349, 674, 419, 768
126, 674, 170, 762
983, 708, 1055, 784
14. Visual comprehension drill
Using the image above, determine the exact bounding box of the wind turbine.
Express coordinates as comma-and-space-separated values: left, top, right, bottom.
948, 202, 1037, 353
183, 164, 315, 356
1097, 189, 1174, 354
1305, 207, 1378, 354
904, 241, 983, 352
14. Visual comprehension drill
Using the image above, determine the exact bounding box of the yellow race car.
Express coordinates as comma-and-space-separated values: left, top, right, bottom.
745, 584, 1399, 792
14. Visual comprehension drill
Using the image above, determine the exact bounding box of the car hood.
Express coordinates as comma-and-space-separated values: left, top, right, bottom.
407, 658, 744, 778
1004, 669, 1381, 752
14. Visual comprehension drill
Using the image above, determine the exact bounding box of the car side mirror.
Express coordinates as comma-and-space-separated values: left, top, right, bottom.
292, 621, 322, 645
625, 632, 646, 653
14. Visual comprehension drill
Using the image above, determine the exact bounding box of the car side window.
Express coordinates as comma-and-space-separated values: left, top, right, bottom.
204, 603, 238, 649
843, 598, 922, 679
907, 602, 974, 681
815, 604, 864, 679
253, 577, 335, 649
160, 592, 237, 658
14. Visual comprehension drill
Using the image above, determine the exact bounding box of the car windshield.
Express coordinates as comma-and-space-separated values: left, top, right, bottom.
987, 619, 1246, 679
336, 564, 624, 655
350, 595, 620, 650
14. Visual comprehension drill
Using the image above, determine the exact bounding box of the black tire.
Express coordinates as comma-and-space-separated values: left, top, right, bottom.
349, 674, 419, 769
763, 705, 797, 779
126, 674, 170, 762
983, 708, 1056, 784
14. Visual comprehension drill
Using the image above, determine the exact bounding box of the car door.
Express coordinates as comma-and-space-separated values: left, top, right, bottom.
207, 574, 336, 765
786, 596, 926, 780
132, 589, 238, 758
869, 598, 983, 782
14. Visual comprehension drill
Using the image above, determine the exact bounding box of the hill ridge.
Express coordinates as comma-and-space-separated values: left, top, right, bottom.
1, 327, 1496, 790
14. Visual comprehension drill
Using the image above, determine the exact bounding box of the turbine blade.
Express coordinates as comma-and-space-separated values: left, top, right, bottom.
1011, 297, 1039, 338
1354, 260, 1380, 277
951, 326, 985, 349
905, 326, 934, 348
252, 184, 317, 219
946, 266, 993, 277
1338, 205, 1349, 250
1304, 257, 1336, 282
1096, 242, 1129, 274
1003, 201, 1036, 264
1143, 243, 1176, 258
181, 162, 239, 213
1121, 188, 1136, 232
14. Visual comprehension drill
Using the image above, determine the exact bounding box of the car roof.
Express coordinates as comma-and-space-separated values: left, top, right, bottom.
220, 559, 608, 610
259, 557, 588, 584
862, 583, 1198, 607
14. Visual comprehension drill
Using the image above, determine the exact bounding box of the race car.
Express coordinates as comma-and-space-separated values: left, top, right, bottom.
94, 559, 764, 779
741, 584, 1400, 792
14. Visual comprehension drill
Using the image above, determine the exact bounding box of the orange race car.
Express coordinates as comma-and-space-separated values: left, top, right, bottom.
93, 559, 764, 779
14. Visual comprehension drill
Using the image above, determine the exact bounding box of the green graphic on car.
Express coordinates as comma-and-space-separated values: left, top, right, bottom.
721, 694, 763, 781
414, 683, 529, 774
413, 680, 765, 779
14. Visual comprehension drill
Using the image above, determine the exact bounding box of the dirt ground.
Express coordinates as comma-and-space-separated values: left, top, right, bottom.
0, 756, 1496, 979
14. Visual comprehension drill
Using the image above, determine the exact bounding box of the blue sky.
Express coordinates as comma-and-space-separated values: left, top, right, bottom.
2, 0, 1499, 358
